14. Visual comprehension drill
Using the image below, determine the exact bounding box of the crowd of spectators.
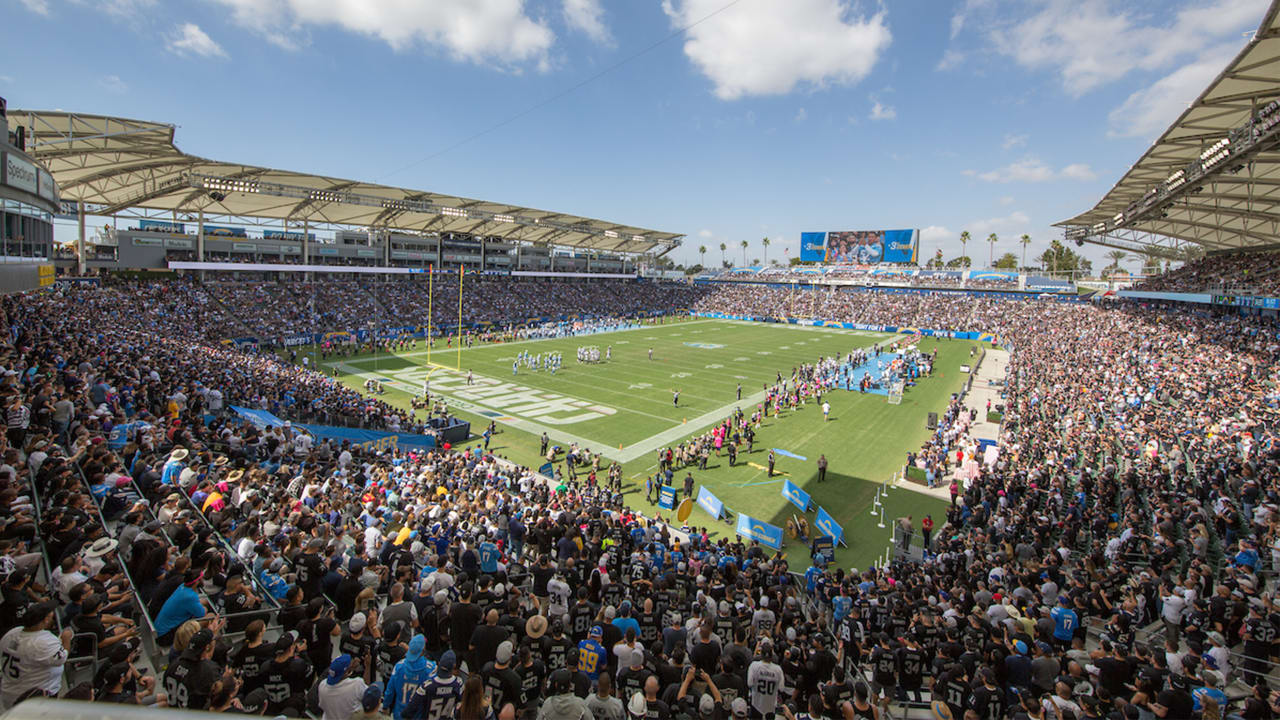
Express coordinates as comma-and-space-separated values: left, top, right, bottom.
1138, 252, 1280, 295
0, 276, 1277, 720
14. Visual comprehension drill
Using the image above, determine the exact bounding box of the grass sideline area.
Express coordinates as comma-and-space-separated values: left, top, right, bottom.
310, 318, 964, 570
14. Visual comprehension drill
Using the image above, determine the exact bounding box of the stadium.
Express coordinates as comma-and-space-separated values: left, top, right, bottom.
0, 1, 1279, 720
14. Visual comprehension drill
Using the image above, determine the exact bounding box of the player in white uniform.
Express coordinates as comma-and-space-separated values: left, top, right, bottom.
0, 602, 71, 711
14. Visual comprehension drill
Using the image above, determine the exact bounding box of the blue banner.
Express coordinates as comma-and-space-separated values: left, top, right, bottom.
813, 536, 835, 563
658, 485, 677, 510
696, 486, 724, 520
773, 448, 806, 461
736, 513, 784, 550
815, 229, 918, 265
782, 478, 812, 512
107, 421, 151, 449
203, 224, 248, 238
229, 406, 437, 452
814, 506, 844, 544
799, 232, 827, 262
263, 230, 316, 242
539, 462, 554, 478
139, 219, 185, 234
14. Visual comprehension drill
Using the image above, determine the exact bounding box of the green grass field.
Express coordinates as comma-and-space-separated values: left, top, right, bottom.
318, 318, 961, 570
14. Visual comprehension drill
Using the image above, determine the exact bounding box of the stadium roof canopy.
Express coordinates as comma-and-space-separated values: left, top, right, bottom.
1057, 1, 1280, 260
9, 109, 681, 255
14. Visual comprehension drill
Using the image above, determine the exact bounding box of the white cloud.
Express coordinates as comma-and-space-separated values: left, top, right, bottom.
167, 23, 228, 59
998, 195, 1015, 205
1108, 42, 1239, 138
83, 0, 157, 19
210, 0, 555, 68
662, 0, 891, 100
563, 0, 611, 44
967, 210, 1031, 236
18, 0, 48, 14
921, 225, 954, 245
794, 107, 807, 123
869, 101, 896, 121
935, 48, 964, 71
98, 75, 128, 93
970, 157, 1097, 183
975, 157, 1055, 183
983, 0, 1262, 96
1002, 133, 1027, 150
698, 229, 714, 238
1061, 163, 1097, 180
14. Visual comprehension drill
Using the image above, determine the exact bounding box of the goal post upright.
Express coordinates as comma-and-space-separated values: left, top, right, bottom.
426, 264, 433, 368
455, 266, 464, 371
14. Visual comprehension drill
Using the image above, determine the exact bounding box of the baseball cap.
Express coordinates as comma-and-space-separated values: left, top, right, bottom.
363, 682, 384, 711
241, 688, 269, 714
496, 641, 514, 664
103, 661, 131, 687
438, 650, 457, 673
699, 694, 716, 715
407, 635, 426, 661
328, 654, 353, 685
185, 629, 214, 658
589, 625, 603, 638
731, 698, 749, 718
350, 612, 367, 633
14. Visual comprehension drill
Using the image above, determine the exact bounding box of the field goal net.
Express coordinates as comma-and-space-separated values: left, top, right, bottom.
887, 380, 905, 405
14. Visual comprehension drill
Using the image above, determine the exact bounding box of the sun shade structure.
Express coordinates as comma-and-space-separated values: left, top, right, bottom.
1058, 0, 1280, 260
9, 109, 682, 255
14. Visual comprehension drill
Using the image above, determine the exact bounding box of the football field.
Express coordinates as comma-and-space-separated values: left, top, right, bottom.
325, 318, 961, 569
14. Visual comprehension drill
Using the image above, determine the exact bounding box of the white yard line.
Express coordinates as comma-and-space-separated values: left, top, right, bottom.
336, 319, 720, 366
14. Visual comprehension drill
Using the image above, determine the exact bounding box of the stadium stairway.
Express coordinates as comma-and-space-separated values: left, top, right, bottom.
202, 281, 260, 340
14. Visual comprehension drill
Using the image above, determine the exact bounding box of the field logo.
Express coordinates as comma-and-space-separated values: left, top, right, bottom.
682, 342, 725, 349
383, 367, 617, 425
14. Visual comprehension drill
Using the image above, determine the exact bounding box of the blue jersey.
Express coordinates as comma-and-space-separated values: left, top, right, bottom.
1050, 606, 1078, 641
479, 542, 500, 573
833, 595, 852, 623
577, 638, 607, 680
805, 566, 822, 594
403, 674, 462, 720
384, 656, 436, 720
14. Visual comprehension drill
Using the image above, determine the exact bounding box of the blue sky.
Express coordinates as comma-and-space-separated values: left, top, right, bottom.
4, 0, 1270, 268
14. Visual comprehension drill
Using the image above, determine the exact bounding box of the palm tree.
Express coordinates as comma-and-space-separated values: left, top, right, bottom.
960, 231, 970, 267
761, 237, 770, 266
698, 245, 707, 268
986, 233, 998, 268
1019, 234, 1031, 270
1105, 250, 1128, 276
719, 242, 727, 267
740, 239, 749, 266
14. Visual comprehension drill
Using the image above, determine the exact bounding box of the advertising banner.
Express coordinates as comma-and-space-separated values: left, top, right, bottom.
799, 232, 828, 262
814, 506, 845, 545
782, 478, 812, 512
735, 513, 784, 549
658, 485, 678, 510
263, 230, 316, 242
139, 220, 186, 234
203, 224, 248, 238
822, 229, 918, 264
3, 152, 38, 195
696, 486, 724, 520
